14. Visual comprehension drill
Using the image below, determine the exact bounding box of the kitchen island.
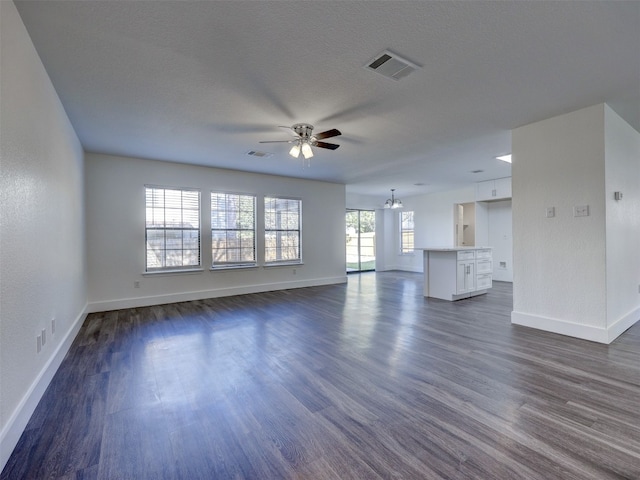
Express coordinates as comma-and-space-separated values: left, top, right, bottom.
418, 247, 492, 301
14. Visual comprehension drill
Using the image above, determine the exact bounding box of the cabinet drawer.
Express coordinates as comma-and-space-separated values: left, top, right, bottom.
476, 249, 492, 259
476, 274, 492, 289
457, 250, 475, 261
477, 259, 492, 274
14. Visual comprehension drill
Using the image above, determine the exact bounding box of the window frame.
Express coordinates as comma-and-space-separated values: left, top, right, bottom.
145, 185, 202, 273
400, 210, 415, 255
210, 192, 257, 269
264, 196, 302, 265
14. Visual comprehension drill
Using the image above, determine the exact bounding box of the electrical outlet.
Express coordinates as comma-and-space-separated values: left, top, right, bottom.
134, 281, 140, 288
293, 269, 297, 275
37, 335, 42, 354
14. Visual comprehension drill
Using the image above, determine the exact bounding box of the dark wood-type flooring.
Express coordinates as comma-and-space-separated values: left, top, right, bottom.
3, 272, 640, 479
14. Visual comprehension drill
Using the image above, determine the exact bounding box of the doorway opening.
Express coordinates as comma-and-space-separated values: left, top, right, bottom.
346, 209, 376, 273
454, 202, 476, 247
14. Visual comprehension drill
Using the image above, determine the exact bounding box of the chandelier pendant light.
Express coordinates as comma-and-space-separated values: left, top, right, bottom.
384, 188, 403, 209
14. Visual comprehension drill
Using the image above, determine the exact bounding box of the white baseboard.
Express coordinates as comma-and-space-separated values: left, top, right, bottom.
384, 265, 424, 273
87, 276, 347, 313
607, 305, 640, 342
511, 309, 640, 344
0, 304, 88, 471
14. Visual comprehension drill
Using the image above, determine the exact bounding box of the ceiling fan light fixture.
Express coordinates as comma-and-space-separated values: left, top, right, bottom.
260, 123, 340, 164
301, 142, 314, 159
289, 143, 301, 158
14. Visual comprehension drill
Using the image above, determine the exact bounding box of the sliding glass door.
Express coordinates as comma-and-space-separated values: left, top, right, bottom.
346, 209, 376, 272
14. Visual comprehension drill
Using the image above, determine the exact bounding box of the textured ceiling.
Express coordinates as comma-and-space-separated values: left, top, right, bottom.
14, 1, 640, 198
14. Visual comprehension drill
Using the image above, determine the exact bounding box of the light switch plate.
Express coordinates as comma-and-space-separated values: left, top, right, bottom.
545, 207, 555, 218
574, 205, 589, 217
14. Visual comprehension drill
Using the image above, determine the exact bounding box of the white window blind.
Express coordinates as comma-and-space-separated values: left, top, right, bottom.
400, 210, 415, 254
145, 186, 201, 271
264, 197, 301, 263
211, 193, 256, 267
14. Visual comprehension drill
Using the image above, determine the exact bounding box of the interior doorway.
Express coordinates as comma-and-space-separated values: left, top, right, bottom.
346, 209, 376, 273
455, 202, 476, 247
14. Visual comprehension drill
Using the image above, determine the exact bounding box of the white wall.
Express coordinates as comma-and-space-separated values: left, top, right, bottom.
512, 103, 640, 343
414, 187, 476, 249
488, 200, 513, 282
380, 186, 475, 272
604, 105, 640, 336
346, 191, 382, 211
85, 154, 346, 311
0, 1, 87, 468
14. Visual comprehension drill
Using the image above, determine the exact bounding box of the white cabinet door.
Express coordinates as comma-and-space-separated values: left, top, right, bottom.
476, 177, 511, 201
466, 261, 475, 292
476, 180, 496, 201
495, 177, 512, 199
457, 261, 475, 293
456, 262, 467, 293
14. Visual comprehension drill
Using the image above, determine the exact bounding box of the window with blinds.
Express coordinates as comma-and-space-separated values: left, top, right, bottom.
145, 186, 201, 271
400, 210, 415, 254
264, 197, 302, 264
211, 193, 256, 267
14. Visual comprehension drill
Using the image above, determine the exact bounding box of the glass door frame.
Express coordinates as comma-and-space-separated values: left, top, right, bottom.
346, 209, 376, 273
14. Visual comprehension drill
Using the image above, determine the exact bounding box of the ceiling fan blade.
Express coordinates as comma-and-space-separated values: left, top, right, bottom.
259, 140, 293, 144
315, 128, 342, 140
314, 141, 340, 150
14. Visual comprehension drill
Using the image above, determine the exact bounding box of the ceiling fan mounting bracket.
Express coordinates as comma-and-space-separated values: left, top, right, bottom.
292, 123, 314, 138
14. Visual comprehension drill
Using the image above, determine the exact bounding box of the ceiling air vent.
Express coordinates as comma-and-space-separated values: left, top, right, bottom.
246, 150, 272, 158
365, 50, 420, 80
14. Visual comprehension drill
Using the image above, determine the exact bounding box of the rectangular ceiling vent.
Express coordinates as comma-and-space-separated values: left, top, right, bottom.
246, 150, 273, 158
365, 50, 420, 80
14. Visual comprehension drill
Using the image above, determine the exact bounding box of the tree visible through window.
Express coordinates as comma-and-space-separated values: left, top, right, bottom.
264, 197, 301, 263
400, 210, 414, 254
145, 186, 201, 271
211, 193, 256, 266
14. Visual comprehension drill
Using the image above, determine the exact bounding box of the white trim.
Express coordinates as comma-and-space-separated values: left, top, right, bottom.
143, 268, 204, 276
210, 264, 259, 271
607, 306, 640, 343
384, 264, 423, 273
263, 261, 304, 268
86, 276, 347, 313
1, 304, 88, 471
510, 310, 639, 344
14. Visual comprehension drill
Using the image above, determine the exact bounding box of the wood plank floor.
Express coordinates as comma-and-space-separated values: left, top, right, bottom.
3, 272, 640, 479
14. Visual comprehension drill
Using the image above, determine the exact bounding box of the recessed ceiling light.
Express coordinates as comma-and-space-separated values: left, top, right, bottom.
496, 154, 512, 163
